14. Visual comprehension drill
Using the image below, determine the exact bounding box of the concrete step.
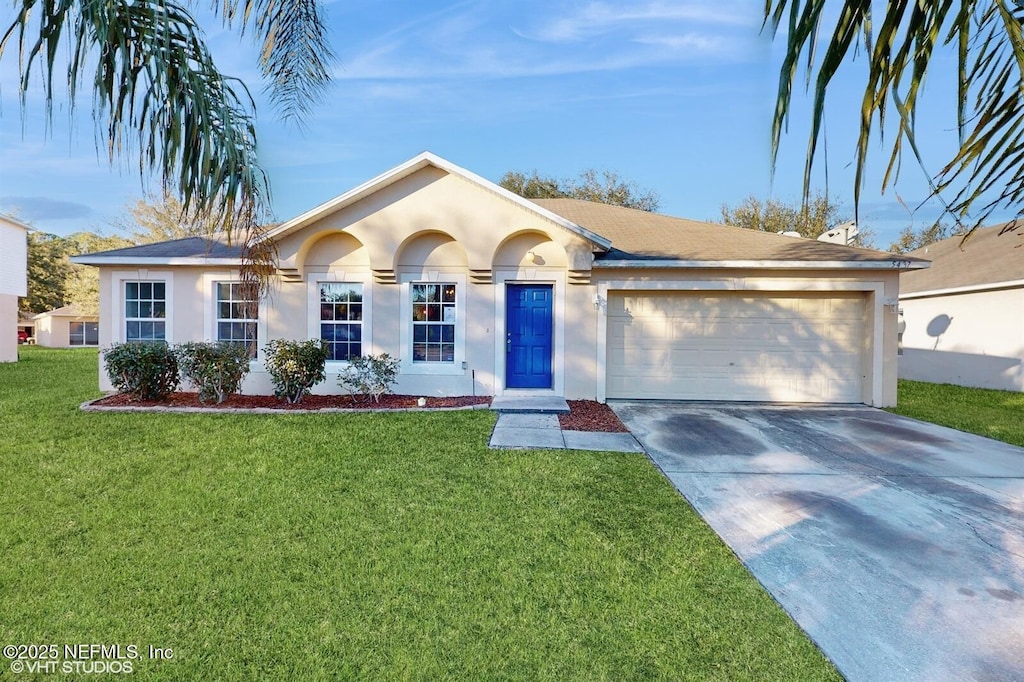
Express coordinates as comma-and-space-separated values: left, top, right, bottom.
490, 396, 570, 413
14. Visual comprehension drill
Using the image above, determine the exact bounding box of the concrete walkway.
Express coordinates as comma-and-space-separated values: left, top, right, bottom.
489, 412, 644, 452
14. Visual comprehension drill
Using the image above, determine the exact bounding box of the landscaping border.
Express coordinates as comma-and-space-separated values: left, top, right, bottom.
79, 396, 492, 415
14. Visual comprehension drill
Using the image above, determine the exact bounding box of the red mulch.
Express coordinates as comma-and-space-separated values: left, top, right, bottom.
558, 400, 629, 433
91, 392, 491, 411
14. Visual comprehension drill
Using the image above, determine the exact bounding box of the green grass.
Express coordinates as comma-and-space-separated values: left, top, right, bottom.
0, 347, 839, 680
890, 379, 1024, 447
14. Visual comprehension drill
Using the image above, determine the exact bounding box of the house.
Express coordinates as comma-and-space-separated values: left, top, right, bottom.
0, 214, 29, 363
17, 310, 35, 343
900, 223, 1024, 391
33, 305, 100, 348
72, 152, 923, 405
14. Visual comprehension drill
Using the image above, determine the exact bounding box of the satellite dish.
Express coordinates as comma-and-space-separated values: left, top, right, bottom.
779, 231, 803, 238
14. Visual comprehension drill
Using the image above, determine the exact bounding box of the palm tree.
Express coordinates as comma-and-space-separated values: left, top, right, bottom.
1, 0, 334, 282
765, 1, 1024, 231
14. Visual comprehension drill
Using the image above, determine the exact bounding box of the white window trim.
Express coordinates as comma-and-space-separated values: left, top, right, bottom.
399, 272, 467, 376
307, 270, 373, 371
202, 273, 267, 362
111, 270, 174, 344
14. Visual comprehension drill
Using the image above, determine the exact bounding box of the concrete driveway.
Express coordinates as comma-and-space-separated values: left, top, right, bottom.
611, 402, 1024, 682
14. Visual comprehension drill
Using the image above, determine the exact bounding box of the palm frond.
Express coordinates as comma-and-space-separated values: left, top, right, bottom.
1, 0, 276, 289
218, 0, 334, 122
765, 0, 1024, 231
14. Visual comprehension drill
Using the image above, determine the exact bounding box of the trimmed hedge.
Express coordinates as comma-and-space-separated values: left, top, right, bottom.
104, 342, 180, 400
263, 339, 329, 404
177, 342, 253, 404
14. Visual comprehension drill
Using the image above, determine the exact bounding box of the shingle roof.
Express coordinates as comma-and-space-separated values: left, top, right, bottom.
901, 223, 1024, 294
74, 199, 922, 268
531, 198, 914, 264
76, 236, 243, 260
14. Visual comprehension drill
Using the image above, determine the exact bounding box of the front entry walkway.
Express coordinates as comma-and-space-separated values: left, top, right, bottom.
612, 402, 1024, 681
488, 411, 643, 453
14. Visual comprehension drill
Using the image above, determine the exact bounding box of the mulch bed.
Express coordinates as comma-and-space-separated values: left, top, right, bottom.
88, 394, 629, 433
558, 400, 629, 433
91, 392, 492, 411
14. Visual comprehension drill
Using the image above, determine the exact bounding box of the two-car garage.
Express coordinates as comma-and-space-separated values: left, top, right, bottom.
605, 291, 868, 403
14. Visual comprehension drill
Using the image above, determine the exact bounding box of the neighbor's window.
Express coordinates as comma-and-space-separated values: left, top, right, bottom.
320, 283, 362, 361
69, 321, 99, 346
125, 281, 166, 342
216, 282, 258, 357
412, 283, 456, 363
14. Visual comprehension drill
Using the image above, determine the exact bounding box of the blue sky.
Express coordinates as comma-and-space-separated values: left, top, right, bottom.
0, 0, 986, 247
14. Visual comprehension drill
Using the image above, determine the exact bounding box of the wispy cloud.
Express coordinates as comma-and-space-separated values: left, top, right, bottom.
331, 0, 760, 83
0, 196, 93, 221
517, 1, 756, 43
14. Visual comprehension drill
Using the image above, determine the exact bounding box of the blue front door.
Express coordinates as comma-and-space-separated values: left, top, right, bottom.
506, 284, 553, 389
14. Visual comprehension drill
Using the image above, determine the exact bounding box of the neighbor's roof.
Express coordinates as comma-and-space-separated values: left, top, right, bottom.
901, 222, 1024, 295
32, 304, 97, 319
532, 198, 924, 268
70, 236, 243, 266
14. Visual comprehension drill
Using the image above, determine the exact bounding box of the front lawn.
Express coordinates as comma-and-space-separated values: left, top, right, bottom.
0, 348, 839, 680
890, 379, 1024, 447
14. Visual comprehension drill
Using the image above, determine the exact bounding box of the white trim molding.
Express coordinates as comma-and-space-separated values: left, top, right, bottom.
398, 272, 466, 376
109, 270, 175, 344
307, 270, 374, 372
594, 258, 929, 271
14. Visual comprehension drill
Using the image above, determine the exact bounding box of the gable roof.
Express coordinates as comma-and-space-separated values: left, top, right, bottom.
0, 213, 31, 232
71, 236, 243, 266
33, 304, 97, 319
262, 151, 613, 250
901, 223, 1024, 295
532, 198, 925, 269
69, 153, 928, 271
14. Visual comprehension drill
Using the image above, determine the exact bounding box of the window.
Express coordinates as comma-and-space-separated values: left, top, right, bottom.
412, 283, 456, 363
69, 321, 99, 346
125, 281, 166, 342
320, 283, 362, 361
216, 282, 258, 357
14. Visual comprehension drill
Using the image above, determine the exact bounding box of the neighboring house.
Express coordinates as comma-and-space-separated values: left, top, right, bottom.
0, 214, 29, 363
17, 310, 36, 343
33, 305, 100, 348
72, 152, 923, 406
900, 224, 1024, 391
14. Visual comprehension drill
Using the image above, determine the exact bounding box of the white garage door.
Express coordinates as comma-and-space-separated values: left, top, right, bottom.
607, 292, 866, 402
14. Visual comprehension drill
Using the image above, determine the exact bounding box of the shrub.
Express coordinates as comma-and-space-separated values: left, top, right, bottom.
176, 342, 253, 404
338, 353, 401, 403
263, 339, 329, 404
104, 342, 180, 401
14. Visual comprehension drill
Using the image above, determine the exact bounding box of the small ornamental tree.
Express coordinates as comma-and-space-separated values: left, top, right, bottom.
104, 342, 180, 401
338, 353, 400, 403
263, 339, 329, 404
176, 342, 253, 404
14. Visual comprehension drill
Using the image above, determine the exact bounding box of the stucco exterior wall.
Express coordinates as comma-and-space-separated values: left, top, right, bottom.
0, 294, 17, 363
34, 315, 99, 348
89, 165, 902, 405
0, 218, 27, 363
899, 287, 1024, 391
